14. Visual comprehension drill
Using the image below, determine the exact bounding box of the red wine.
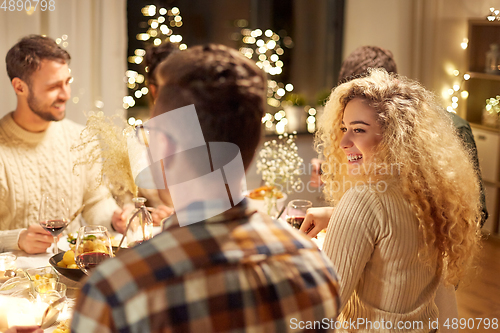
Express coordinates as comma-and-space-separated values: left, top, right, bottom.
76, 252, 111, 273
286, 216, 305, 229
40, 219, 68, 236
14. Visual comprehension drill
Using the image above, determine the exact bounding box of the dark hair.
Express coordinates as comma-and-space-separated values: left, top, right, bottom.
338, 46, 397, 83
6, 35, 70, 83
144, 42, 179, 87
155, 44, 266, 169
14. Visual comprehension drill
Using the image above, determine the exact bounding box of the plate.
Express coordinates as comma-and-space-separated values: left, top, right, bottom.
245, 191, 287, 215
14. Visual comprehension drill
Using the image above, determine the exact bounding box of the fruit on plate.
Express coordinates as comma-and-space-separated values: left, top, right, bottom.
56, 250, 78, 269
31, 272, 57, 292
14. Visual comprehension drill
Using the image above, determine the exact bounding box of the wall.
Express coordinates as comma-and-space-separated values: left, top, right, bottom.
343, 0, 413, 78
0, 0, 127, 125
344, 0, 500, 117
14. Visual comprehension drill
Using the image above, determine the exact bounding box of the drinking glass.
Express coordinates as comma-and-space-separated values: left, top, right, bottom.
74, 226, 113, 275
39, 193, 70, 254
34, 281, 66, 303
285, 199, 312, 229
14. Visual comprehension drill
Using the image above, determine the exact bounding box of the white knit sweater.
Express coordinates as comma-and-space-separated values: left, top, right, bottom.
322, 184, 439, 333
0, 112, 118, 251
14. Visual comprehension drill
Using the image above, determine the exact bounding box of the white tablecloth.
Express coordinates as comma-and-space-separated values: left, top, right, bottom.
1, 245, 77, 333
2, 226, 163, 333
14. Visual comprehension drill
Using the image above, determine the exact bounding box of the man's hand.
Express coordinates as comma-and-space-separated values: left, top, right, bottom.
299, 207, 334, 238
111, 204, 135, 234
151, 205, 174, 226
18, 225, 54, 254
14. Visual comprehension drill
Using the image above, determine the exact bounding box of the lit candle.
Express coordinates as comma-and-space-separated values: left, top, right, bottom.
33, 295, 49, 326
7, 311, 37, 327
0, 296, 8, 331
0, 296, 41, 328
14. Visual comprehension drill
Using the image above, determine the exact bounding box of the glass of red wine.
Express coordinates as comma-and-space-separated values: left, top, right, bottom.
39, 193, 70, 254
285, 199, 312, 230
74, 226, 114, 275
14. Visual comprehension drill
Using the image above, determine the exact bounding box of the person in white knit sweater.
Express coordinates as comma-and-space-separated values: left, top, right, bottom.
0, 35, 128, 254
301, 69, 481, 332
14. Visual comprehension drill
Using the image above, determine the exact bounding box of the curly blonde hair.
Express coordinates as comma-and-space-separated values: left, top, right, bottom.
316, 69, 481, 285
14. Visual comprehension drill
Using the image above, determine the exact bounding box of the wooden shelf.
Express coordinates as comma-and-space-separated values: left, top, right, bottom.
470, 122, 500, 133
467, 20, 500, 72
467, 19, 500, 235
468, 72, 500, 81
468, 19, 500, 27
483, 179, 500, 188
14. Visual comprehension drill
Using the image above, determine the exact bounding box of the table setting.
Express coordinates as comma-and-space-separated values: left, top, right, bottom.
0, 222, 162, 333
246, 132, 327, 249
0, 247, 75, 333
0, 118, 326, 332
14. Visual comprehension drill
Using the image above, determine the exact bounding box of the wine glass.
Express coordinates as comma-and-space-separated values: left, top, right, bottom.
39, 193, 70, 254
285, 199, 312, 230
74, 226, 113, 275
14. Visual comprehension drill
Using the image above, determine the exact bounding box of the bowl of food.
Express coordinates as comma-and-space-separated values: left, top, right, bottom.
25, 266, 60, 294
245, 186, 287, 215
49, 245, 129, 282
49, 251, 85, 282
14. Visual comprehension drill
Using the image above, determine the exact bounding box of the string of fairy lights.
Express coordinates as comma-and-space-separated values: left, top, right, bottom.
443, 7, 500, 115
124, 5, 313, 133
442, 57, 470, 114
238, 27, 295, 132
237, 25, 319, 134
124, 4, 185, 126
59, 5, 500, 132
487, 7, 500, 21
56, 6, 495, 132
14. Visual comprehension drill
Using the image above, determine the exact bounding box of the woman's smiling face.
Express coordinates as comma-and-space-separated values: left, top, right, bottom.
340, 98, 383, 174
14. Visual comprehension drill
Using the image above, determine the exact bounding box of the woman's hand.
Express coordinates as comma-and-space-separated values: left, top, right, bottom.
299, 207, 334, 238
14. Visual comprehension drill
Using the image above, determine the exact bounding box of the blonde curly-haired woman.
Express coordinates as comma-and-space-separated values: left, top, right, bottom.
301, 69, 481, 333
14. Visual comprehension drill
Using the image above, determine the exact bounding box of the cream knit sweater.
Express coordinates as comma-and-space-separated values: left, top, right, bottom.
0, 112, 118, 252
322, 184, 439, 333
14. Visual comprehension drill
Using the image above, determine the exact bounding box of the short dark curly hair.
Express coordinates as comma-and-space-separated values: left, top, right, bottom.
6, 35, 70, 84
154, 44, 266, 169
144, 42, 179, 87
338, 46, 397, 83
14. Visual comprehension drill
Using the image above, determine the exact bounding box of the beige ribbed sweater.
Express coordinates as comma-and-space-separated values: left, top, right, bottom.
0, 112, 118, 252
322, 184, 439, 333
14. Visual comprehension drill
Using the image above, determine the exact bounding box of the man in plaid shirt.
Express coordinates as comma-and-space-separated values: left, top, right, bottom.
71, 44, 340, 333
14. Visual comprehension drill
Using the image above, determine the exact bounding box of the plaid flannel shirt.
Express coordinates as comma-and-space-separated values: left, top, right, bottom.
71, 200, 340, 333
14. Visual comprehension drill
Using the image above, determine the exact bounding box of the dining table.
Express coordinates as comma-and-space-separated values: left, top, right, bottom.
0, 223, 324, 333
0, 224, 166, 333
0, 245, 79, 333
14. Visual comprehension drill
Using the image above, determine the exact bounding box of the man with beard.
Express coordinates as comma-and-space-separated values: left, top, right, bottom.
0, 35, 126, 254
